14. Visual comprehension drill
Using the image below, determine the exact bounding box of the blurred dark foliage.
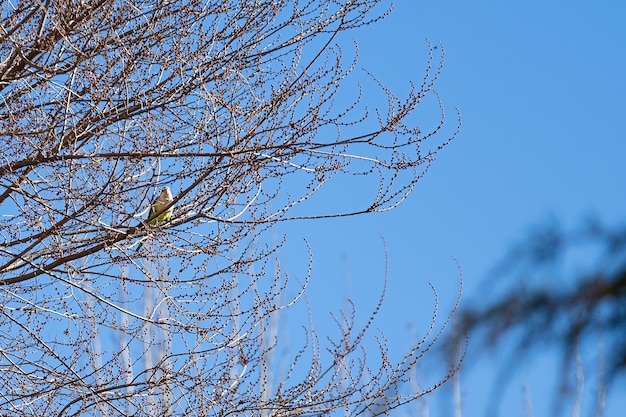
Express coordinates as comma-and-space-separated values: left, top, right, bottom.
459, 218, 626, 384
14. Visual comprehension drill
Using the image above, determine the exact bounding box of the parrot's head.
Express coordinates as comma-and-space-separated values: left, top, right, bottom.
161, 187, 173, 201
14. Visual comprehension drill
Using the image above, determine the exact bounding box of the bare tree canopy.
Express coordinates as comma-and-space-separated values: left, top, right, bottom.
0, 0, 460, 415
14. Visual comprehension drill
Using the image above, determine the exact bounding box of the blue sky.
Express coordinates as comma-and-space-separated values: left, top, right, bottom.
277, 1, 626, 415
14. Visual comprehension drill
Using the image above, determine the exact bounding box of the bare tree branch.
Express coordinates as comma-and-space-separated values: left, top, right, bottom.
0, 0, 460, 415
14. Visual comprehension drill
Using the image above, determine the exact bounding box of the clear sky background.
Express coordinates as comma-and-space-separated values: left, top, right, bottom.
276, 1, 626, 416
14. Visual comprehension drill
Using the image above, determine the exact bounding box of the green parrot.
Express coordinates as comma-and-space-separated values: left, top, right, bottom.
136, 187, 174, 250
147, 187, 174, 225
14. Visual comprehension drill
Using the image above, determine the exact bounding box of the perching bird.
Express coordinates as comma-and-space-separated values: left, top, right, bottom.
146, 187, 174, 226
136, 187, 174, 250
